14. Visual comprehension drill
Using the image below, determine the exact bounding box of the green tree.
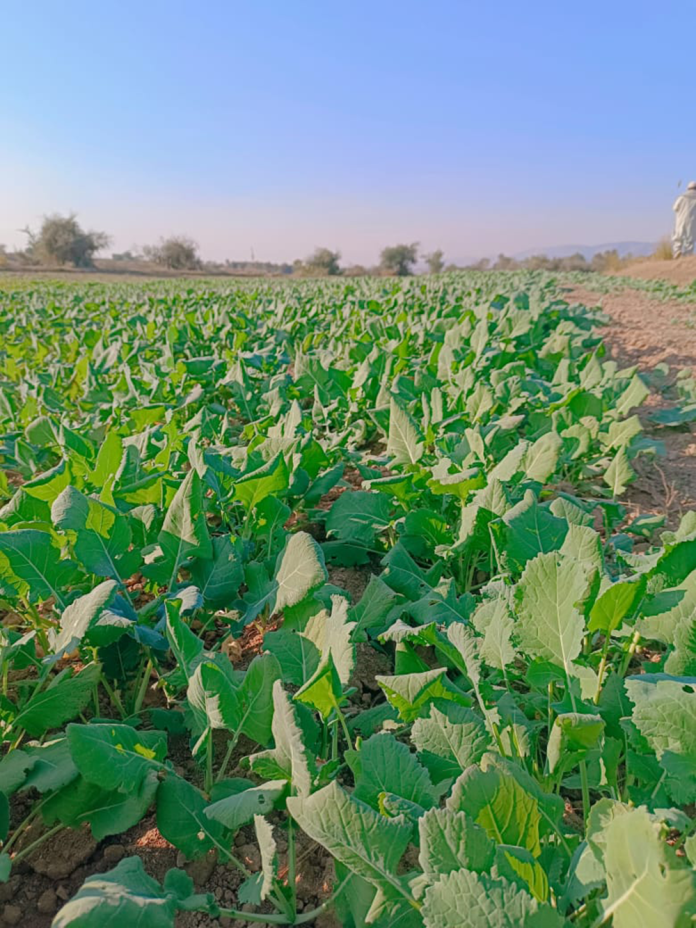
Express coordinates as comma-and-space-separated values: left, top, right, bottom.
304, 248, 342, 276
143, 236, 200, 270
423, 248, 445, 274
380, 243, 419, 276
23, 214, 110, 267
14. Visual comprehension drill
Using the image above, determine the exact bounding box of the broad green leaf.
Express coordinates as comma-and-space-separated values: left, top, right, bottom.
234, 452, 289, 511
67, 723, 167, 792
287, 780, 412, 899
52, 486, 139, 581
204, 780, 286, 831
347, 733, 440, 811
599, 807, 696, 928
14, 663, 101, 737
604, 446, 635, 496
547, 712, 605, 775
249, 680, 312, 797
189, 534, 243, 607
376, 668, 470, 722
422, 868, 562, 928
326, 490, 391, 546
148, 470, 212, 587
412, 704, 491, 782
52, 856, 180, 928
51, 579, 119, 655
514, 552, 587, 673
156, 773, 229, 859
387, 396, 424, 466
274, 531, 328, 612
418, 809, 494, 880
448, 762, 542, 856
239, 652, 282, 746
0, 529, 76, 606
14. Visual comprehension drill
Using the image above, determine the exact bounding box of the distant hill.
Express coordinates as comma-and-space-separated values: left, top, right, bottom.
512, 241, 657, 261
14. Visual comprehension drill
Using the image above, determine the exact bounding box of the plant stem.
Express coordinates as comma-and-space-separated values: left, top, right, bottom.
100, 673, 126, 718
11, 824, 64, 865
216, 731, 241, 783
620, 630, 641, 677
133, 658, 153, 715
205, 733, 214, 794
287, 812, 296, 915
593, 637, 611, 705
579, 760, 591, 824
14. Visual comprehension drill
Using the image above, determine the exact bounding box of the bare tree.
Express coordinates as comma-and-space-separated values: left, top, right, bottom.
22, 214, 110, 267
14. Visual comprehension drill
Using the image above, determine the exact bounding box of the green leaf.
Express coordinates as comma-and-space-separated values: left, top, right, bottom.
287, 780, 412, 900
239, 815, 277, 905
326, 491, 391, 547
514, 552, 587, 674
148, 470, 212, 587
495, 845, 549, 902
249, 680, 313, 797
51, 579, 119, 655
412, 704, 491, 782
418, 809, 494, 880
599, 807, 696, 928
604, 446, 635, 496
239, 652, 283, 746
346, 733, 440, 811
448, 762, 542, 856
497, 493, 568, 572
234, 452, 289, 511
67, 723, 167, 792
0, 529, 76, 606
422, 869, 562, 928
189, 534, 243, 607
274, 531, 328, 612
43, 770, 159, 841
14, 663, 101, 737
547, 712, 605, 775
376, 668, 470, 722
52, 486, 140, 581
187, 660, 242, 744
264, 628, 321, 687
204, 780, 287, 832
294, 651, 344, 719
52, 856, 180, 928
387, 396, 424, 467
156, 773, 229, 859
588, 577, 644, 634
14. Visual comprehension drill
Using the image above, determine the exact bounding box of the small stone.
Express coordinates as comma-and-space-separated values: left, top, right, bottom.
176, 851, 187, 868
184, 850, 216, 887
237, 844, 261, 869
219, 918, 232, 928
2, 906, 22, 926
0, 885, 12, 904
241, 903, 255, 913
103, 844, 126, 864
233, 831, 246, 848
37, 889, 58, 915
56, 885, 70, 901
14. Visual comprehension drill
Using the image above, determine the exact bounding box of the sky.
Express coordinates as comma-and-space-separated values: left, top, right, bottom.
2, 0, 696, 265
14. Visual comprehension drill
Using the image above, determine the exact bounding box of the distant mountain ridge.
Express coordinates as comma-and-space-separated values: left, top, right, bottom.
511, 241, 656, 261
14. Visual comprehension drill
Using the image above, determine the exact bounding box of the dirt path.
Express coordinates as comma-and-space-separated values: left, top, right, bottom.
569, 285, 696, 526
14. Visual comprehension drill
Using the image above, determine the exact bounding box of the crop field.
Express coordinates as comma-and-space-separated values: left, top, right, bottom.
0, 273, 695, 927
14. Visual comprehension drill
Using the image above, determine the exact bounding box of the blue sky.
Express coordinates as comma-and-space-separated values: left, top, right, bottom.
2, 1, 695, 264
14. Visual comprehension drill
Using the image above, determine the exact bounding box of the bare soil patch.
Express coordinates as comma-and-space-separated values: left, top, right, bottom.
569, 285, 696, 525
615, 255, 696, 286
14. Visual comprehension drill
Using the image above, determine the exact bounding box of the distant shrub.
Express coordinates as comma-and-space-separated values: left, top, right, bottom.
380, 243, 419, 276
144, 236, 200, 270
423, 249, 445, 274
303, 248, 342, 276
23, 214, 110, 267
653, 237, 673, 261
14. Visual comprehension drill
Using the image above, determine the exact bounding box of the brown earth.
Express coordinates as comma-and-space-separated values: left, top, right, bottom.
569, 284, 696, 525
616, 255, 696, 285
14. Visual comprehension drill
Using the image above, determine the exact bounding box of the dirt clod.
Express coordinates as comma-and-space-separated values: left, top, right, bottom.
36, 890, 57, 916
2, 906, 22, 926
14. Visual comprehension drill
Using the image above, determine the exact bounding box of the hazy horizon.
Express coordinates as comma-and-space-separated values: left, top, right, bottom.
2, 1, 695, 266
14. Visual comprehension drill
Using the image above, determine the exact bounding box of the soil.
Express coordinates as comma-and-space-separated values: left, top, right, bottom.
569, 285, 696, 525
615, 254, 696, 286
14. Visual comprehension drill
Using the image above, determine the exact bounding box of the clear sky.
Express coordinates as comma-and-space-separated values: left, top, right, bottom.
2, 1, 695, 265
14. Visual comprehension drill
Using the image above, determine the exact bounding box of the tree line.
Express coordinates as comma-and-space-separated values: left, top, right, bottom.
0, 214, 639, 276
